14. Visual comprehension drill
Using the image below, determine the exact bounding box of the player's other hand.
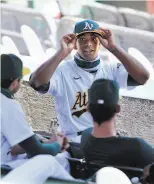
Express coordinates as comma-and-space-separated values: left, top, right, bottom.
96, 28, 116, 51
55, 135, 65, 149
45, 132, 70, 152
60, 33, 77, 56
54, 133, 70, 152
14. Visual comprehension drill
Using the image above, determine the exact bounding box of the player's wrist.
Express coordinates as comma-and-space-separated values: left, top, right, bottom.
59, 48, 71, 58
57, 49, 69, 60
108, 45, 118, 53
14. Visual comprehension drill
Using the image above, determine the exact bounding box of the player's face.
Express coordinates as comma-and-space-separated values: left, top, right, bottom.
76, 33, 100, 61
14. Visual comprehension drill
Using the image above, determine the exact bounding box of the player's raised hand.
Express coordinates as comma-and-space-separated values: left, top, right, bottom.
96, 28, 116, 51
60, 33, 77, 56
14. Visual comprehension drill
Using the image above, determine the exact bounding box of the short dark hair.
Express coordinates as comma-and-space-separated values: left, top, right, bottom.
1, 79, 13, 89
88, 79, 119, 125
88, 104, 117, 125
1, 54, 23, 80
1, 78, 21, 89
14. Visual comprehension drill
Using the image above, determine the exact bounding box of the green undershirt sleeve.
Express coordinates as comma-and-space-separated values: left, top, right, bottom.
19, 135, 61, 157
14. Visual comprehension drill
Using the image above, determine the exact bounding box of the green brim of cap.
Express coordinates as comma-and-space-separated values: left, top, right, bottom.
76, 30, 104, 37
23, 67, 31, 76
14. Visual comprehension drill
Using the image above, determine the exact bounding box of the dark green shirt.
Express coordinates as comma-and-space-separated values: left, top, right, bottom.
81, 128, 154, 168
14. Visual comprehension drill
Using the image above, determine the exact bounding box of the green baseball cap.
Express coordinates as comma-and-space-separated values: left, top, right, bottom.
1, 54, 30, 80
88, 79, 119, 106
74, 19, 103, 37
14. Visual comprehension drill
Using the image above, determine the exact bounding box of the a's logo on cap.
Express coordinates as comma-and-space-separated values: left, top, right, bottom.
83, 22, 94, 30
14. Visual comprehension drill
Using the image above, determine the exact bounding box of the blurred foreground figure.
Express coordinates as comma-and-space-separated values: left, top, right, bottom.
81, 79, 154, 169
1, 54, 69, 168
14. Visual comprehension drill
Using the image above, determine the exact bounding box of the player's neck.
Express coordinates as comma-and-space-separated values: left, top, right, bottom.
92, 119, 117, 138
76, 53, 99, 62
1, 88, 15, 99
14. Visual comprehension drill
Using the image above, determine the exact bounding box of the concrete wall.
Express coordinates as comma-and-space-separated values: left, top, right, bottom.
16, 81, 154, 146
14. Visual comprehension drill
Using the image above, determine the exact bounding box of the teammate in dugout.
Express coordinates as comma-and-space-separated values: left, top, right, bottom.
81, 79, 154, 170
1, 54, 70, 169
29, 19, 149, 142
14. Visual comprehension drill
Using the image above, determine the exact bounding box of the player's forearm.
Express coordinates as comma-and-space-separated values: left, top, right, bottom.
19, 135, 61, 157
29, 49, 67, 88
109, 45, 150, 85
11, 134, 49, 156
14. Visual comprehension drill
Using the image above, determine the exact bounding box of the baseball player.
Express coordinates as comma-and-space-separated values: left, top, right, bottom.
29, 19, 149, 142
1, 54, 69, 168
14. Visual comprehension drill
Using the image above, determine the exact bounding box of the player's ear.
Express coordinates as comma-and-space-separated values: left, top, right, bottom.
11, 79, 19, 88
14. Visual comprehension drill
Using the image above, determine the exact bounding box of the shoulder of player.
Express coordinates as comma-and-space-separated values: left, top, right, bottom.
132, 137, 151, 146
100, 59, 109, 66
120, 136, 148, 147
1, 94, 23, 114
1, 93, 16, 106
99, 59, 112, 70
100, 59, 123, 72
57, 59, 74, 71
100, 58, 118, 66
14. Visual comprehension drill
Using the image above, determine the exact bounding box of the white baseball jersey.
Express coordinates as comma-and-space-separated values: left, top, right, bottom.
1, 93, 34, 168
47, 59, 128, 138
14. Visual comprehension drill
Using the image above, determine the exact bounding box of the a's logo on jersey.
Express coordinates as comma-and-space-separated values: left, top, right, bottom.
72, 109, 87, 118
72, 91, 88, 118
83, 22, 94, 30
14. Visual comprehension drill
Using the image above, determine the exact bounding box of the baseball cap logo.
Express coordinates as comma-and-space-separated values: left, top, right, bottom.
83, 22, 94, 30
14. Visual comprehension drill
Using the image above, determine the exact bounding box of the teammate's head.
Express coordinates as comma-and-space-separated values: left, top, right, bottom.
88, 79, 120, 125
1, 54, 23, 93
74, 20, 102, 61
